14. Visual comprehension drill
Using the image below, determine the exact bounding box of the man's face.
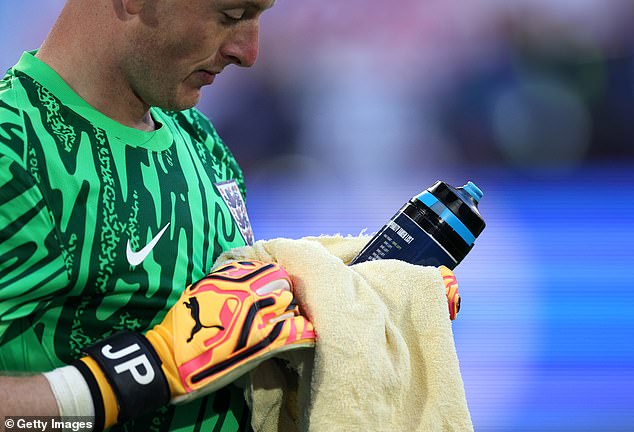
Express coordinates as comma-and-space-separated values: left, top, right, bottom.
123, 0, 275, 111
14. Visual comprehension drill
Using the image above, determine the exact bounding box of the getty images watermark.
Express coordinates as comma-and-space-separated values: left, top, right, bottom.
3, 417, 93, 432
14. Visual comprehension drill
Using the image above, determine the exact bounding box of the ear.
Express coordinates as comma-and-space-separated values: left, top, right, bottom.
121, 0, 146, 15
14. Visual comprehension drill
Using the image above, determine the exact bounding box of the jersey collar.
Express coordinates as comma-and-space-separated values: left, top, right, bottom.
13, 51, 174, 151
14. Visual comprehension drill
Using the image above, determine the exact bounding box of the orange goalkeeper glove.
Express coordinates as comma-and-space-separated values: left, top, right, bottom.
74, 261, 315, 430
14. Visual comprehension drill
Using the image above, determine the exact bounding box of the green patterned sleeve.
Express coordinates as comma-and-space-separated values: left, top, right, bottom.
0, 114, 69, 339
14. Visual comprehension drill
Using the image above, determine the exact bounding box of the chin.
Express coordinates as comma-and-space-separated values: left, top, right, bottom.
145, 82, 201, 111
157, 95, 200, 112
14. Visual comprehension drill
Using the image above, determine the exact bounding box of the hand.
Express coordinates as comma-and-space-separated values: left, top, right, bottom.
149, 260, 315, 404
76, 261, 314, 430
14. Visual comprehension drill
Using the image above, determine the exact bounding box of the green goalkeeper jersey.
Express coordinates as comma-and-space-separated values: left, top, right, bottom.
0, 52, 254, 431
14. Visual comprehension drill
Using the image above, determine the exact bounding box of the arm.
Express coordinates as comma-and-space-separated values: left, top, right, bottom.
0, 107, 72, 430
0, 364, 97, 430
0, 375, 59, 431
2, 261, 313, 432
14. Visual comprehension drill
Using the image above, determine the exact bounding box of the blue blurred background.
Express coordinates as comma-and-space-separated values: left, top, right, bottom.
2, 1, 633, 431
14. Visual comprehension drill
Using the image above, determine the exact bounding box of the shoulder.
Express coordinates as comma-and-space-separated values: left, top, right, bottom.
0, 70, 27, 166
0, 76, 39, 195
0, 69, 24, 117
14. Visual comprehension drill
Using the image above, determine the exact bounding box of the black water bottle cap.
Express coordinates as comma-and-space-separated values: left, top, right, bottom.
426, 181, 486, 239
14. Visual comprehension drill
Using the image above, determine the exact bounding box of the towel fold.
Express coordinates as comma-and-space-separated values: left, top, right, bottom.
215, 235, 473, 432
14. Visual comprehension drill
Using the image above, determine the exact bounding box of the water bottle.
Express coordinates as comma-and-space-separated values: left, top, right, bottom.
350, 181, 486, 269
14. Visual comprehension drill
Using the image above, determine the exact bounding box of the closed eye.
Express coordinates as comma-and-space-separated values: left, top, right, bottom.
223, 8, 246, 21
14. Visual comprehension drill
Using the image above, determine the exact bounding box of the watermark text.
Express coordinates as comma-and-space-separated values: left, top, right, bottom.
4, 417, 93, 432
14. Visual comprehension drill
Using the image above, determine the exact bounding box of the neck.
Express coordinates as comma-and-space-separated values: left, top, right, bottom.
36, 2, 156, 132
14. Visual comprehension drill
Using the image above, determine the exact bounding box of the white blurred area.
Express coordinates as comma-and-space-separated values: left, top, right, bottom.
3, 1, 632, 182
203, 0, 634, 181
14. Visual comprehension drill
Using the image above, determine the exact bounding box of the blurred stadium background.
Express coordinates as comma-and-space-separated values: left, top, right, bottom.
2, 1, 633, 431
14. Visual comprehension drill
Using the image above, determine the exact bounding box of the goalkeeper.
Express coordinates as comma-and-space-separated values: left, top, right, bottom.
0, 0, 307, 431
0, 1, 463, 431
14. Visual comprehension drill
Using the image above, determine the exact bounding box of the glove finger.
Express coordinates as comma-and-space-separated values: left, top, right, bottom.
439, 266, 460, 320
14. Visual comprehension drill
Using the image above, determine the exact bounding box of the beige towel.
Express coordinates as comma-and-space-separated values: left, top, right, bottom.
215, 235, 473, 432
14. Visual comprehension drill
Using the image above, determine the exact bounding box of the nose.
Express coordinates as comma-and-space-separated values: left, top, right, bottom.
220, 22, 260, 68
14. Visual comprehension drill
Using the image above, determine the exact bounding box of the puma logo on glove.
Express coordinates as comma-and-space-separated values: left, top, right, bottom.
184, 297, 225, 343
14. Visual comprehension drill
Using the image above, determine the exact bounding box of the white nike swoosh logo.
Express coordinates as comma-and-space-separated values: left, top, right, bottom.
126, 223, 170, 266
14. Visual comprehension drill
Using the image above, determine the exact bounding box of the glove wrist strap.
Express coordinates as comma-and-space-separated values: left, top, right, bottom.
81, 330, 171, 427
73, 358, 113, 432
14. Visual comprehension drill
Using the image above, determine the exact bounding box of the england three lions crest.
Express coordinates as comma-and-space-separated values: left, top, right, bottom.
215, 180, 255, 246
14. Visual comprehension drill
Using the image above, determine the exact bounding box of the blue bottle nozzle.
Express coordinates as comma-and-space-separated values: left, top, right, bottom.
461, 181, 483, 203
